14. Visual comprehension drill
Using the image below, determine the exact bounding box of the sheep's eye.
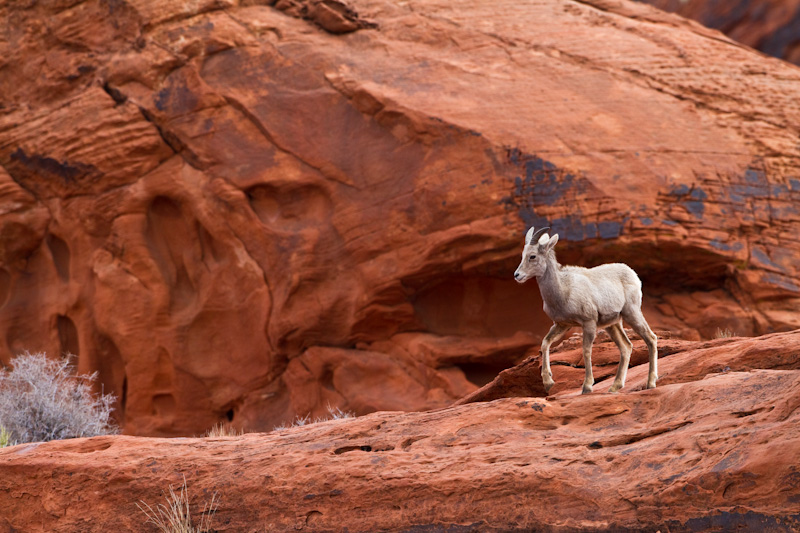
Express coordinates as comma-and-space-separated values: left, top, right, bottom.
528, 254, 536, 261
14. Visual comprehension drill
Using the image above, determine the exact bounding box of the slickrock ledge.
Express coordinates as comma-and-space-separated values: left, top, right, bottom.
2, 333, 799, 532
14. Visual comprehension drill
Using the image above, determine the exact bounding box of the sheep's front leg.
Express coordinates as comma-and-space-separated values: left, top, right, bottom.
581, 322, 597, 394
540, 323, 570, 393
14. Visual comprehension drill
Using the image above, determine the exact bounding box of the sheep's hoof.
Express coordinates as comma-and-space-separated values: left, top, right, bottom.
581, 386, 593, 394
646, 381, 657, 390
608, 384, 622, 393
543, 380, 555, 393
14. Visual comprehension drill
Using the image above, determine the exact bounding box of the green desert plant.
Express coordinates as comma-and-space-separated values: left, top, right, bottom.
0, 351, 117, 443
137, 475, 218, 533
0, 426, 14, 448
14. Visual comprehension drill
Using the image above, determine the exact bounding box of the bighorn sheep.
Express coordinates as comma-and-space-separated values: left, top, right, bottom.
514, 226, 658, 394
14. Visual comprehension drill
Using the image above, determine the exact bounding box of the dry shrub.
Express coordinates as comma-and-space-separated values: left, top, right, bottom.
0, 351, 117, 443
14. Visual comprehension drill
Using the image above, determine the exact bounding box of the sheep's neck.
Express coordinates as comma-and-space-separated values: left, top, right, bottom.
536, 254, 563, 308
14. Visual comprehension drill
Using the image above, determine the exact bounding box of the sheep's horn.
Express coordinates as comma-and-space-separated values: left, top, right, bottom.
526, 226, 550, 245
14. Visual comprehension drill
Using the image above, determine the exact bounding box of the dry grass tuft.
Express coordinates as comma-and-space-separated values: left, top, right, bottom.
205, 423, 244, 438
273, 404, 355, 431
136, 475, 218, 533
715, 327, 736, 339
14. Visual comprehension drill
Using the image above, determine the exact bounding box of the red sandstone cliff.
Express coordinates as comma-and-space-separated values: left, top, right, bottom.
1, 0, 800, 435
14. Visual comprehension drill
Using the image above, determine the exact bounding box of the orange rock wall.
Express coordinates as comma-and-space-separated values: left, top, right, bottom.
1, 0, 800, 435
636, 0, 800, 65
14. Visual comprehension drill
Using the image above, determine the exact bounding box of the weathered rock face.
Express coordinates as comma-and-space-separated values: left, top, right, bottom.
1, 0, 800, 435
2, 332, 799, 532
635, 0, 800, 66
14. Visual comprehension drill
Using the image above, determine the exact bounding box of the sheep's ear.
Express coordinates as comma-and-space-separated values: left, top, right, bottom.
537, 233, 550, 246
525, 227, 536, 244
544, 233, 559, 250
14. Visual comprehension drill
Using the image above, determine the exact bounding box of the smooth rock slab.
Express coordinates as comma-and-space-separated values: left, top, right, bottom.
2, 342, 799, 531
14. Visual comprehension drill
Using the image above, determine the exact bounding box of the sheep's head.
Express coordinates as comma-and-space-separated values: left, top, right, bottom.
514, 226, 559, 283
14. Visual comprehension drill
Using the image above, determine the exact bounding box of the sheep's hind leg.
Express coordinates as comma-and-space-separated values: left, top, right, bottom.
540, 323, 570, 393
581, 322, 597, 394
624, 310, 658, 389
606, 323, 632, 393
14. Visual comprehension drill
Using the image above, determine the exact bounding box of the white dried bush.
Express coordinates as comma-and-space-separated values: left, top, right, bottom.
0, 351, 118, 443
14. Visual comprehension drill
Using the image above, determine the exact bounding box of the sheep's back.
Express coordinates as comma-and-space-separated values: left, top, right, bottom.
565, 263, 642, 313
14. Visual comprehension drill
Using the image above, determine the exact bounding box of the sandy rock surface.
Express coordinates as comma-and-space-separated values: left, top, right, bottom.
1, 332, 799, 532
2, 0, 800, 435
